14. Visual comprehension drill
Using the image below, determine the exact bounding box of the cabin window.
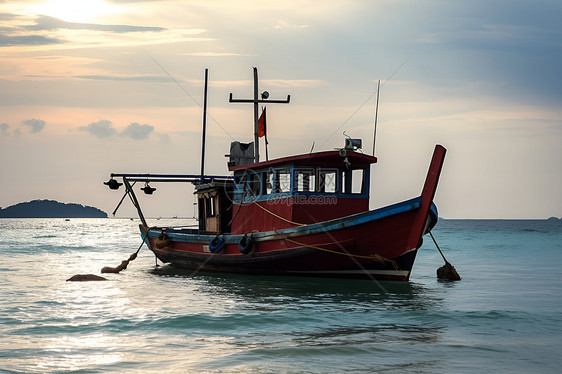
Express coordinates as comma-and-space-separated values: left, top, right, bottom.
271, 168, 290, 194
341, 169, 366, 194
264, 170, 273, 195
236, 173, 247, 196
352, 169, 365, 194
318, 169, 337, 193
275, 169, 291, 193
248, 172, 260, 197
342, 170, 351, 194
296, 168, 316, 192
234, 172, 260, 200
205, 196, 216, 217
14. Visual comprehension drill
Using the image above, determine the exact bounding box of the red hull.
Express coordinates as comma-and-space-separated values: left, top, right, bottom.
143, 197, 438, 281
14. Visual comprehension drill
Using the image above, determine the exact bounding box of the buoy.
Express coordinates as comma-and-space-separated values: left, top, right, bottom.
238, 234, 253, 254
67, 274, 108, 282
209, 235, 226, 253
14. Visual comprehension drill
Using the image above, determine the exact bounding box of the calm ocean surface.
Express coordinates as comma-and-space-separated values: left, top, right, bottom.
1, 218, 561, 373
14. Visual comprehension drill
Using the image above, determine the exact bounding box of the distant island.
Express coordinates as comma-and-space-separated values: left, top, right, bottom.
0, 200, 107, 218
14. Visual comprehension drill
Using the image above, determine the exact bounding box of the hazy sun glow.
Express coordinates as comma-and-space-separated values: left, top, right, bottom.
30, 0, 126, 23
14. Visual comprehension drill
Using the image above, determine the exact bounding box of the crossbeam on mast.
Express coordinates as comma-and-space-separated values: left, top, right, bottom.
229, 67, 290, 163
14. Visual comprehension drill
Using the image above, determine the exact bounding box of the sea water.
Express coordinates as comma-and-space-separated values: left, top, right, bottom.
0, 218, 561, 373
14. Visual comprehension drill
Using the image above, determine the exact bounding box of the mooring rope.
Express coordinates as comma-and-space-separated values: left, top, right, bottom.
100, 234, 147, 274
429, 231, 461, 281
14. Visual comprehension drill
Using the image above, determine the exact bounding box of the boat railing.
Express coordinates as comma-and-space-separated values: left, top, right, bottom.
109, 173, 233, 183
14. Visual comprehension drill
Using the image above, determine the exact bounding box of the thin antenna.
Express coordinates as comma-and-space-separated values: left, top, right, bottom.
320, 55, 412, 149
372, 79, 380, 156
309, 141, 315, 154
200, 68, 208, 183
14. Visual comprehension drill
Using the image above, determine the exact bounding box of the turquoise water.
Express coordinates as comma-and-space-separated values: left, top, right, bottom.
1, 218, 561, 373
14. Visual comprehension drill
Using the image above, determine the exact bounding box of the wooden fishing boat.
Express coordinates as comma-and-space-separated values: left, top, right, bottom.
105, 68, 446, 281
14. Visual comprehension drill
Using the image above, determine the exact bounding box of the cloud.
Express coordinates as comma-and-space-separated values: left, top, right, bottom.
0, 123, 9, 136
0, 13, 64, 46
104, 0, 157, 3
75, 74, 173, 83
402, 1, 562, 104
21, 119, 45, 133
27, 15, 166, 33
180, 52, 249, 57
79, 120, 117, 139
120, 122, 154, 140
0, 34, 62, 46
0, 12, 21, 21
0, 13, 167, 47
272, 20, 309, 29
78, 120, 156, 140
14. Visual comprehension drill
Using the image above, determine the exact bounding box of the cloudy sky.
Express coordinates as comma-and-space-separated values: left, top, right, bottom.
1, 0, 560, 219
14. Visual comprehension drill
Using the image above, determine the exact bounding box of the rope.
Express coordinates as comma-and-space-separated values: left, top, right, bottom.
429, 231, 448, 263
254, 202, 395, 266
429, 231, 461, 280
100, 234, 147, 274
227, 188, 248, 227
253, 202, 306, 226
228, 191, 305, 228
283, 237, 398, 268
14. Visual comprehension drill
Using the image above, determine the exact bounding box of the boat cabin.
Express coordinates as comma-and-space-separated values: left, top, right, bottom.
226, 150, 378, 234
194, 180, 234, 234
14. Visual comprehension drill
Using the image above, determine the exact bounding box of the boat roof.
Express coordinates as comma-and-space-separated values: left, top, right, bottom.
229, 150, 377, 172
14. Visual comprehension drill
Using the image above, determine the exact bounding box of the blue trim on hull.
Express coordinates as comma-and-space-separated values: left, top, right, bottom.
147, 196, 434, 244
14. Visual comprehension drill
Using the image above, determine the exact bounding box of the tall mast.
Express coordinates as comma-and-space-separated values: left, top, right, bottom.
229, 67, 290, 163
200, 68, 209, 183
253, 68, 259, 163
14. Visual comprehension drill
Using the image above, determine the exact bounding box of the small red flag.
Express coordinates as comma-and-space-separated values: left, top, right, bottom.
258, 107, 266, 138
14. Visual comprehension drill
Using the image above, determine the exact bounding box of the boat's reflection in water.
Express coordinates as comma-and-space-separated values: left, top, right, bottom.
151, 264, 437, 300
150, 265, 444, 317
146, 265, 446, 371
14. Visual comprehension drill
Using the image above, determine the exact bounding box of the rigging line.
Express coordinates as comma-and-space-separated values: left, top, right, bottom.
319, 55, 413, 148
147, 52, 200, 106
145, 52, 235, 141
283, 237, 397, 264
252, 201, 305, 226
